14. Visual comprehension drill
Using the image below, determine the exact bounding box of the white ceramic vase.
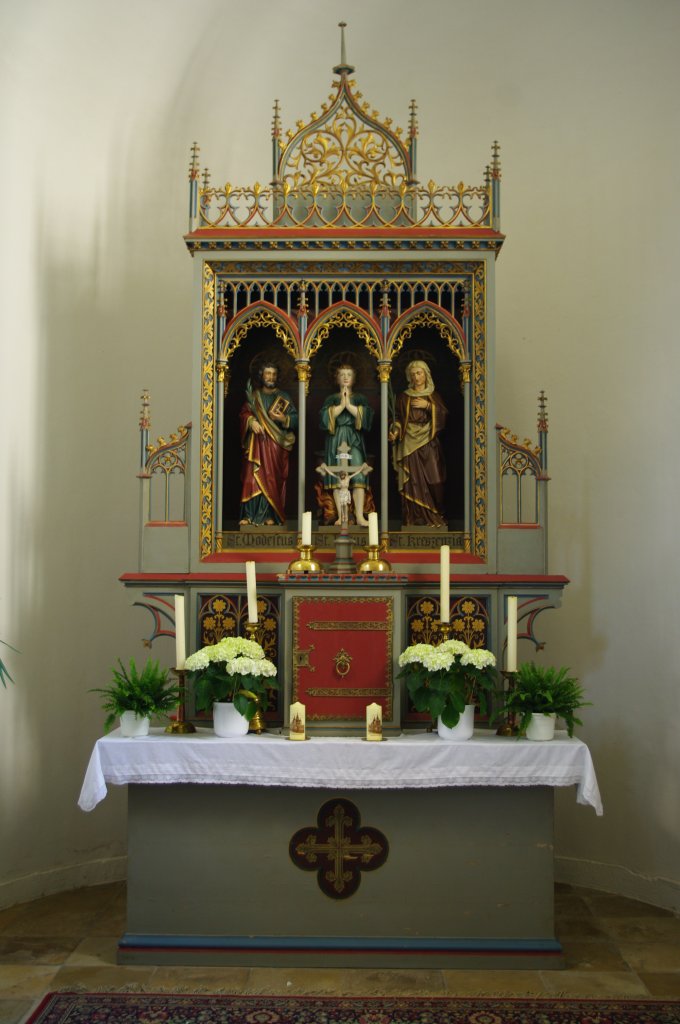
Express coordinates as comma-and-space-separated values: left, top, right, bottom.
213, 701, 250, 737
119, 711, 150, 737
526, 712, 556, 741
437, 704, 475, 741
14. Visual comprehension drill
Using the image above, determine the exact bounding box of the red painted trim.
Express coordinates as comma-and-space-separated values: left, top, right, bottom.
498, 523, 541, 530
145, 521, 188, 528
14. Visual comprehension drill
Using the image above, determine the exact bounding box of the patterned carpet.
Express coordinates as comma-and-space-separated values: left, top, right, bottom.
25, 992, 680, 1023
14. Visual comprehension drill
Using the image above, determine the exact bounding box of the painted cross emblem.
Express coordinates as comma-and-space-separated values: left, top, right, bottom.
289, 799, 389, 899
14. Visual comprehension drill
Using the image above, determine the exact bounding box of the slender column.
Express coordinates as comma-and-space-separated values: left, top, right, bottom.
188, 143, 199, 232
378, 284, 392, 539
461, 363, 471, 545
491, 141, 501, 232
378, 362, 391, 538
296, 286, 310, 534
296, 362, 310, 533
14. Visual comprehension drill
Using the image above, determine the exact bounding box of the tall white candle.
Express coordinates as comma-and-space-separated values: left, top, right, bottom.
368, 511, 379, 548
245, 561, 258, 624
439, 545, 450, 622
174, 594, 186, 670
301, 511, 312, 547
507, 596, 518, 672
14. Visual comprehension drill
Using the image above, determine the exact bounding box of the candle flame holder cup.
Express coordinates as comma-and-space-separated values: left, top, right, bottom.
287, 542, 322, 574
496, 669, 519, 736
357, 543, 392, 573
434, 620, 452, 644
165, 668, 197, 734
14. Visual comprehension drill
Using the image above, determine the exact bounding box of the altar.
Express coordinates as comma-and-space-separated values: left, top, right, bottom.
79, 730, 602, 970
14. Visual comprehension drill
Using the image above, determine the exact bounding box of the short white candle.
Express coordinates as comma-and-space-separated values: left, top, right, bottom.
301, 511, 312, 547
289, 701, 306, 740
439, 544, 450, 622
507, 596, 518, 672
366, 702, 383, 741
368, 511, 379, 548
174, 594, 186, 669
245, 561, 258, 624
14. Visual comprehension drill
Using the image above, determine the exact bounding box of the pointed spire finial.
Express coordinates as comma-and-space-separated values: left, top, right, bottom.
538, 390, 548, 433
333, 21, 355, 75
202, 167, 211, 189
189, 142, 200, 180
409, 99, 418, 138
491, 140, 501, 179
272, 99, 281, 139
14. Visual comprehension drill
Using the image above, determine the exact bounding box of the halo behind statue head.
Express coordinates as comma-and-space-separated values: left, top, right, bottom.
394, 348, 435, 387
328, 350, 361, 386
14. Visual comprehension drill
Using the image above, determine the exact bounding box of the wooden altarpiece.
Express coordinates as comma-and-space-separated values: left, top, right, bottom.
122, 37, 567, 734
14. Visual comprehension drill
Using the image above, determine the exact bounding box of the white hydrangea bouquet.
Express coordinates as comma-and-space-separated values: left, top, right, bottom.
397, 639, 497, 729
185, 636, 278, 721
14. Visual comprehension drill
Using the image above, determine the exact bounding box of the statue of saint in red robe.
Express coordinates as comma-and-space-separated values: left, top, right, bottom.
239, 364, 297, 526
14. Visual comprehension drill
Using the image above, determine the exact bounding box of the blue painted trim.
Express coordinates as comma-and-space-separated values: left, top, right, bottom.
120, 933, 563, 954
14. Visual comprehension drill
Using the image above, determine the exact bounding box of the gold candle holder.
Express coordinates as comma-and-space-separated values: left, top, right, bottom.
496, 669, 519, 736
165, 668, 196, 734
287, 542, 322, 574
434, 619, 452, 643
243, 621, 267, 733
357, 543, 392, 573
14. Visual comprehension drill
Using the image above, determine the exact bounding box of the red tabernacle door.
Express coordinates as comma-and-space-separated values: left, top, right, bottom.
292, 596, 393, 723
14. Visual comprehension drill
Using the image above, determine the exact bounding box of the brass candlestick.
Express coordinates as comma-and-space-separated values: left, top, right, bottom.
357, 543, 392, 573
244, 621, 267, 733
287, 542, 322, 574
165, 668, 196, 734
496, 669, 519, 736
435, 619, 452, 643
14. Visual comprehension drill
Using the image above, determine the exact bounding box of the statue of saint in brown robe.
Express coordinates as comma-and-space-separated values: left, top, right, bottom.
390, 360, 447, 528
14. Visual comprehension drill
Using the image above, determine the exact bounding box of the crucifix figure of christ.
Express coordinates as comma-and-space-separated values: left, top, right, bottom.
316, 442, 372, 530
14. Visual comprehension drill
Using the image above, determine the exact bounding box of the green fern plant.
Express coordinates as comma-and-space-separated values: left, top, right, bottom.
90, 658, 179, 733
503, 662, 591, 737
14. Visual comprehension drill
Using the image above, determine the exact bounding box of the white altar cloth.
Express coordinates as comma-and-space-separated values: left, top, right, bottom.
78, 729, 602, 815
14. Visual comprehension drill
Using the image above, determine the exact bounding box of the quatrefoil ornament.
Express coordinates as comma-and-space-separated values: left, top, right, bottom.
289, 799, 389, 899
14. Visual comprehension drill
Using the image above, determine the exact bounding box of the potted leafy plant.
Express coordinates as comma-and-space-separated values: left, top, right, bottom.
185, 636, 278, 736
398, 639, 497, 740
502, 662, 591, 740
91, 658, 179, 736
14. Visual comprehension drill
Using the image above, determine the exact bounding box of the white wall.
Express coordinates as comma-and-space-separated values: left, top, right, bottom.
1, 0, 679, 909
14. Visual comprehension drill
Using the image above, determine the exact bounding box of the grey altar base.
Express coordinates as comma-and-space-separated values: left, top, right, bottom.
118, 783, 564, 970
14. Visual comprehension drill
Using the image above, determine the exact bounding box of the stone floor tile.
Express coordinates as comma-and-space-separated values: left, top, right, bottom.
244, 966, 355, 995
0, 966, 59, 999
598, 916, 680, 943
50, 963, 155, 990
638, 972, 680, 997
149, 966, 251, 991
0, 998, 34, 1024
585, 894, 675, 918
617, 941, 680, 972
441, 969, 548, 996
540, 969, 650, 997
560, 939, 630, 971
64, 937, 120, 967
0, 906, 99, 939
340, 968, 445, 995
555, 916, 608, 940
0, 936, 80, 966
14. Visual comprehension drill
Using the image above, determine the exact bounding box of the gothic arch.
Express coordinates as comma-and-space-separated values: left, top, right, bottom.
219, 302, 300, 366
386, 302, 467, 364
305, 302, 383, 362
